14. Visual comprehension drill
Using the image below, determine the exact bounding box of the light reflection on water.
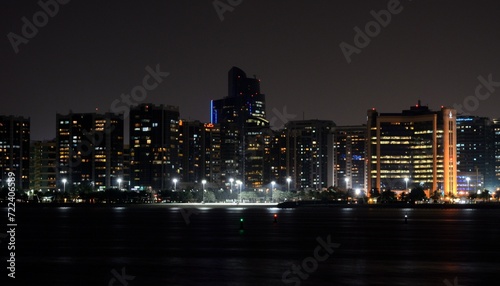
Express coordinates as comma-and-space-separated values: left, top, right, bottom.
15, 206, 500, 285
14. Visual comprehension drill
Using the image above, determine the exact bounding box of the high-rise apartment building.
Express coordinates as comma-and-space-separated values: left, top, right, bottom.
56, 112, 124, 190
0, 115, 30, 190
30, 140, 57, 192
456, 116, 495, 191
491, 118, 500, 190
366, 103, 457, 196
211, 67, 269, 189
178, 120, 222, 185
267, 129, 288, 187
129, 104, 179, 191
332, 125, 366, 191
286, 120, 335, 190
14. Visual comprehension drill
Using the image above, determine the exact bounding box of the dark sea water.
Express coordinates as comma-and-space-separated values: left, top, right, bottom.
3, 204, 500, 285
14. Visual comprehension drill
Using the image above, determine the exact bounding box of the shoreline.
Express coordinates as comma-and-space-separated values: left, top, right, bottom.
5, 201, 500, 209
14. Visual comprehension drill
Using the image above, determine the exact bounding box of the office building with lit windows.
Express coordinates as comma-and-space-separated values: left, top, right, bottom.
456, 116, 494, 191
492, 118, 500, 190
210, 67, 269, 189
331, 125, 366, 191
178, 120, 221, 185
366, 103, 457, 196
129, 104, 179, 191
30, 140, 57, 193
0, 115, 30, 190
285, 120, 335, 190
267, 129, 288, 187
56, 112, 124, 190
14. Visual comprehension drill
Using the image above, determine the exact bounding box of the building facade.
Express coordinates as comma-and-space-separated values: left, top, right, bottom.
456, 116, 495, 191
286, 120, 335, 190
332, 125, 366, 191
129, 104, 179, 191
178, 120, 222, 185
366, 103, 457, 196
0, 115, 30, 190
56, 112, 124, 190
211, 67, 269, 189
29, 140, 57, 193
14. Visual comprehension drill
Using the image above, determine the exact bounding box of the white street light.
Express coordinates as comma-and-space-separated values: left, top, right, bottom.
355, 188, 360, 196
271, 181, 276, 203
344, 177, 349, 190
117, 178, 122, 190
466, 177, 471, 193
202, 179, 207, 203
236, 180, 242, 203
173, 178, 178, 191
286, 177, 291, 192
62, 178, 67, 193
229, 178, 234, 194
404, 177, 409, 191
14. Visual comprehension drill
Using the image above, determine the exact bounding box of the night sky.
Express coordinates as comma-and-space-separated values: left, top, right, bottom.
2, 0, 500, 141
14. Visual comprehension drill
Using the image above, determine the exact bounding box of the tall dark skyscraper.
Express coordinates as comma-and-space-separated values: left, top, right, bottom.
493, 119, 500, 191
285, 120, 335, 190
211, 67, 269, 189
178, 120, 221, 186
366, 103, 457, 196
267, 129, 288, 187
56, 112, 124, 190
30, 140, 57, 193
0, 115, 30, 190
129, 104, 180, 191
456, 116, 495, 192
332, 125, 366, 191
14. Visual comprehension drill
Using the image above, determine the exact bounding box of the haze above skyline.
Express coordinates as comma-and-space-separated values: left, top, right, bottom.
2, 0, 500, 140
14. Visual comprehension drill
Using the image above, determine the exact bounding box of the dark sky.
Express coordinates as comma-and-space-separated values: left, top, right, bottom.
2, 0, 500, 140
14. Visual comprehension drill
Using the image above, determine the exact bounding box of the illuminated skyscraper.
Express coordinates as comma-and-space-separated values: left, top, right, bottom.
366, 102, 457, 196
129, 104, 179, 191
331, 125, 366, 191
211, 67, 269, 189
56, 112, 124, 190
491, 118, 500, 190
30, 140, 57, 193
0, 115, 30, 190
456, 116, 494, 192
286, 120, 335, 190
178, 120, 221, 184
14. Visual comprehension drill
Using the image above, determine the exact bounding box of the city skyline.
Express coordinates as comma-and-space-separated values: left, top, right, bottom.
13, 98, 500, 194
4, 2, 500, 285
2, 1, 500, 141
